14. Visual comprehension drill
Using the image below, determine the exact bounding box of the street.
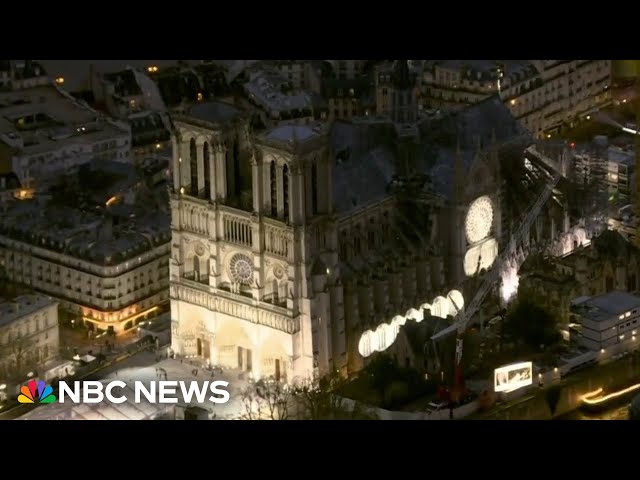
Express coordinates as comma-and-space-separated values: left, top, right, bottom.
557, 404, 629, 420
472, 353, 640, 420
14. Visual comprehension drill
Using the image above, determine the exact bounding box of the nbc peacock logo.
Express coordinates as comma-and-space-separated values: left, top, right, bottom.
18, 379, 56, 404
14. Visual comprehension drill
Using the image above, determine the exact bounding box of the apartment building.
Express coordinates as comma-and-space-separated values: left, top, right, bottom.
420, 60, 612, 138
570, 290, 640, 351
0, 161, 171, 334
0, 294, 59, 384
0, 83, 131, 188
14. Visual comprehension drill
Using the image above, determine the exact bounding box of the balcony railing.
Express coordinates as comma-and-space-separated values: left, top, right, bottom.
217, 206, 294, 261
263, 217, 293, 260
183, 271, 210, 286
172, 278, 299, 334
220, 206, 253, 248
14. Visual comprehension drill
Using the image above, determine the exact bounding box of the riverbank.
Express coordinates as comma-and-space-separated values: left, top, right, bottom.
472, 353, 640, 420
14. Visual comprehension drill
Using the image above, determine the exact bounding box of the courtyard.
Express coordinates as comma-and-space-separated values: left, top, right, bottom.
19, 350, 250, 420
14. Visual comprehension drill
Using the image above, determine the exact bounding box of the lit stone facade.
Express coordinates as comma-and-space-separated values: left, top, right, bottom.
0, 235, 170, 333
170, 69, 584, 382
0, 294, 59, 383
168, 98, 510, 381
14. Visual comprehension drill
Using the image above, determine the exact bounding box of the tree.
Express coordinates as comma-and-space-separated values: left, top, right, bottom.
503, 299, 561, 352
293, 372, 347, 420
363, 354, 398, 399
257, 379, 292, 420
0, 334, 36, 381
240, 378, 294, 420
240, 384, 265, 420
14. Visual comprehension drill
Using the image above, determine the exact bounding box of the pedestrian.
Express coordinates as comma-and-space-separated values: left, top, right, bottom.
115, 370, 118, 377
449, 408, 453, 420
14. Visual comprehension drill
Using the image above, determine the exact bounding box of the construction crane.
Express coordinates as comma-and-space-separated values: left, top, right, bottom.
430, 145, 562, 399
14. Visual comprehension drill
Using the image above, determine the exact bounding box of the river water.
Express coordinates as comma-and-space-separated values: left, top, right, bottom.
558, 404, 630, 420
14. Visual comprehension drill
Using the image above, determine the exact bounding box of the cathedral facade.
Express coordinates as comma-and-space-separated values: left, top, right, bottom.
169, 61, 564, 382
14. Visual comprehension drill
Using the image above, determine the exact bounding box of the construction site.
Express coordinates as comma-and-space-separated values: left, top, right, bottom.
344, 61, 640, 418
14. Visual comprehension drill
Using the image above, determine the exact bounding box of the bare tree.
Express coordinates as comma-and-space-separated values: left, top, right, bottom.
240, 384, 264, 420
0, 334, 36, 381
293, 372, 349, 420
258, 378, 292, 420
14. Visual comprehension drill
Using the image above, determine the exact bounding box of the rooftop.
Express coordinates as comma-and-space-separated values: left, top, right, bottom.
257, 123, 329, 154
0, 294, 57, 328
128, 111, 171, 146
327, 97, 528, 213
188, 101, 242, 124
0, 161, 171, 266
104, 69, 142, 97
244, 66, 314, 114
402, 316, 452, 357
0, 84, 129, 157
436, 60, 534, 82
264, 124, 323, 143
333, 146, 396, 212
572, 291, 640, 323
0, 199, 170, 266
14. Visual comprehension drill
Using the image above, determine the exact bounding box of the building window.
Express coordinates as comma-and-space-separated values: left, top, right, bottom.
270, 161, 277, 217
189, 138, 198, 196
283, 164, 290, 220
203, 142, 211, 199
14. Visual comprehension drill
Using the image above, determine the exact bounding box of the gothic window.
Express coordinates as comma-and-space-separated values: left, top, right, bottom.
229, 254, 253, 285
203, 142, 211, 199
283, 164, 290, 220
189, 138, 198, 196
270, 161, 277, 217
233, 138, 241, 196
340, 231, 348, 260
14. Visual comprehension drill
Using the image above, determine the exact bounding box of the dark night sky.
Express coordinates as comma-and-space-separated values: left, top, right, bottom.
37, 60, 200, 92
